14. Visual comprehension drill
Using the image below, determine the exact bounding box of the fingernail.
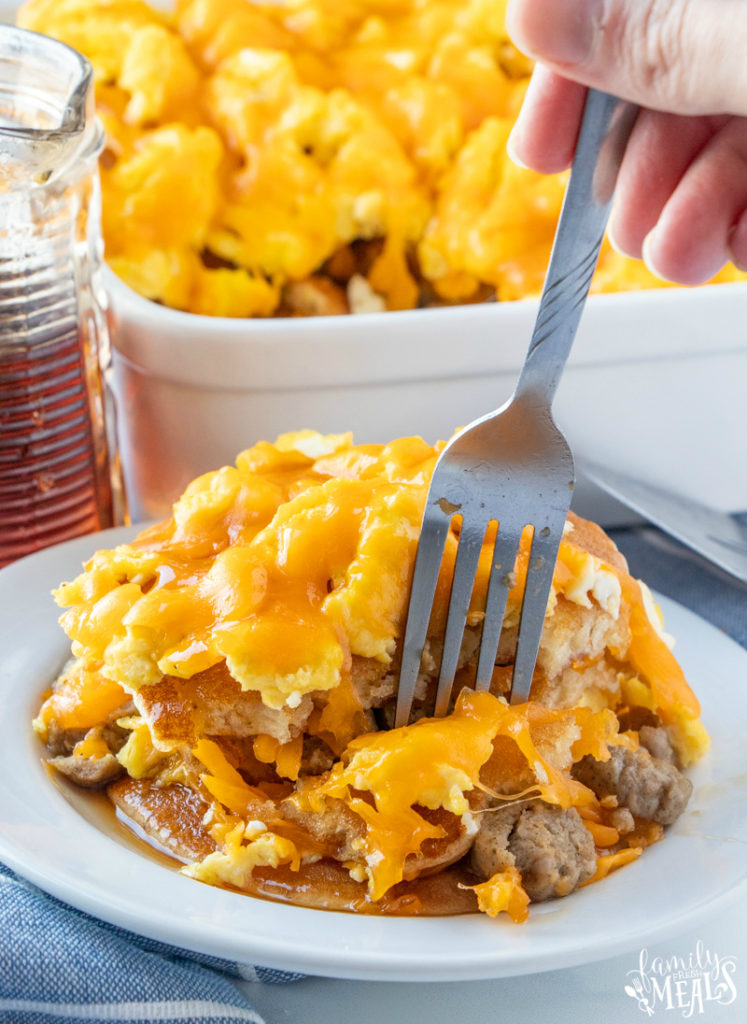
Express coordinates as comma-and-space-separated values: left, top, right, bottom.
607, 225, 627, 257
607, 207, 636, 258
641, 230, 667, 280
506, 128, 530, 169
509, 0, 598, 66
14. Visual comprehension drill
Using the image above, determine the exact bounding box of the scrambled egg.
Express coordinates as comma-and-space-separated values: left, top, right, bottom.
19, 0, 746, 317
55, 433, 437, 705
53, 430, 704, 761
183, 821, 301, 889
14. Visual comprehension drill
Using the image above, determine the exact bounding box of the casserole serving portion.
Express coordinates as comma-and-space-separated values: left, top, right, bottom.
35, 431, 709, 920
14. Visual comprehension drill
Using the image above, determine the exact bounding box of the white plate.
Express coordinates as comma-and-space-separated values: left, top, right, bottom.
1, 528, 746, 982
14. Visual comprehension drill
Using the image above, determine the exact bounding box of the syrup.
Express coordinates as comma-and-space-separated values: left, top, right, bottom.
0, 26, 122, 568
0, 327, 114, 565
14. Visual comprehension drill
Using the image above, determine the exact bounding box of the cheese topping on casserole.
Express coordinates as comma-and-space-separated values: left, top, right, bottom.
54, 433, 700, 731
19, 0, 745, 316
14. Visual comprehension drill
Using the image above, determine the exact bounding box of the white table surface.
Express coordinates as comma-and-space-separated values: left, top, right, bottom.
237, 892, 746, 1024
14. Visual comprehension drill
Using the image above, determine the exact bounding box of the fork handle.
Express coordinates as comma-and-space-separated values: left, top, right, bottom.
514, 89, 638, 409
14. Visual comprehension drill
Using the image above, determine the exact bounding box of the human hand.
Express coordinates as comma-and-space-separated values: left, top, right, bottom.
506, 0, 747, 284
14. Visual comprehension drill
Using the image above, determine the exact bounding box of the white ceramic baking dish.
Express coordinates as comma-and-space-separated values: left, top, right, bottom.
4, 0, 744, 528
106, 270, 747, 525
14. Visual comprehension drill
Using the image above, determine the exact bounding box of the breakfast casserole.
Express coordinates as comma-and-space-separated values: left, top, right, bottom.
35, 431, 709, 919
18, 0, 746, 318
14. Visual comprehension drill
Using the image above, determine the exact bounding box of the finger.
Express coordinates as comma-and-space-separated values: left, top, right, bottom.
507, 66, 588, 173
608, 111, 729, 257
506, 0, 747, 116
643, 118, 747, 284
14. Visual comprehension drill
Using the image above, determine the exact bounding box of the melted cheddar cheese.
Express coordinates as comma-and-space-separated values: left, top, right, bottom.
34, 662, 129, 738
19, 0, 745, 316
55, 433, 439, 708
185, 688, 626, 904
39, 430, 710, 920
467, 866, 530, 923
52, 432, 706, 750
293, 690, 619, 898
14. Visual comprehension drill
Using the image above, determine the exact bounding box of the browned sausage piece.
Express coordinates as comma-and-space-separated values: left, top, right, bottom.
572, 746, 692, 825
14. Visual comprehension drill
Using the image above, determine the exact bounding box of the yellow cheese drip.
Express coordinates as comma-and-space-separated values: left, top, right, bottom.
296, 691, 618, 900
54, 433, 438, 708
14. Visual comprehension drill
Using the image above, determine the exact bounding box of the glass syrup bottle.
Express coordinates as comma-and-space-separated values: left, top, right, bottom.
0, 25, 124, 567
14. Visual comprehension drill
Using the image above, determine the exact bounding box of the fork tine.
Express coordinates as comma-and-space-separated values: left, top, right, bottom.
473, 521, 523, 692
434, 518, 487, 718
510, 514, 566, 703
395, 508, 452, 729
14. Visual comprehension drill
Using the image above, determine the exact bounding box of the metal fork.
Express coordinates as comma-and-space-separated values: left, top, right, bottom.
395, 89, 638, 727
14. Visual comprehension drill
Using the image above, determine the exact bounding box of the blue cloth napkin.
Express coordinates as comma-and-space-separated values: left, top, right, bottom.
2, 519, 744, 1023
0, 862, 302, 1024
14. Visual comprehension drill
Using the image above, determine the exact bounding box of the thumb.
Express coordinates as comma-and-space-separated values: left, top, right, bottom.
506, 0, 747, 117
